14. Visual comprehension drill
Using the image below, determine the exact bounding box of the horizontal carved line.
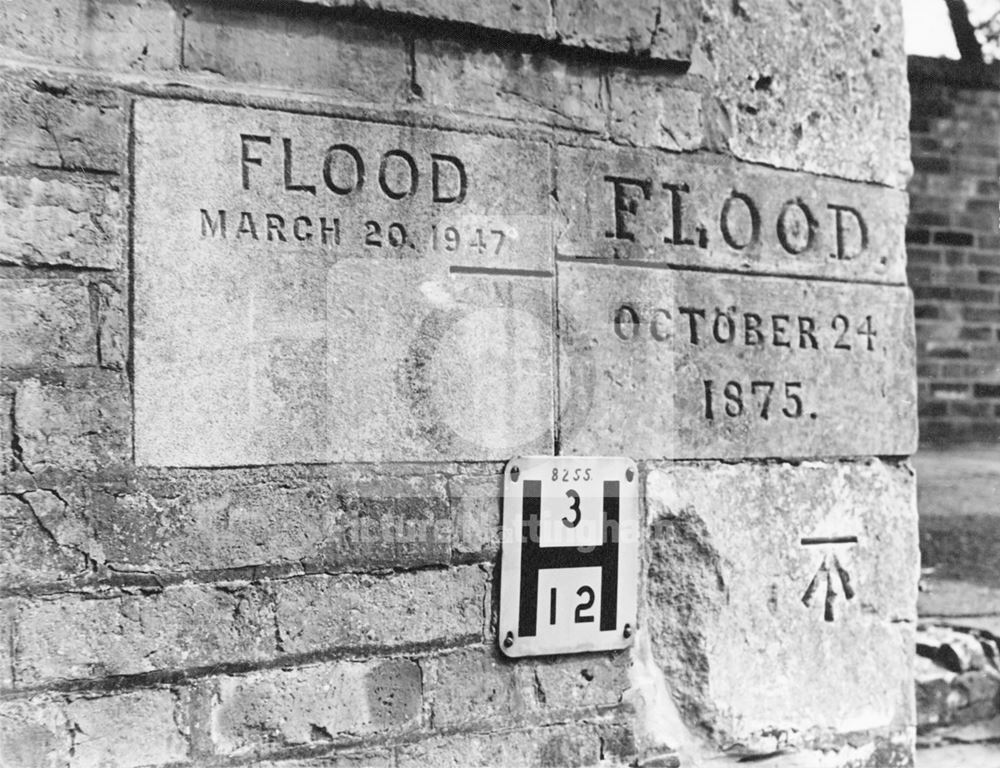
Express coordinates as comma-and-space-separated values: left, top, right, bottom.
449, 266, 554, 278
800, 536, 859, 546
554, 256, 905, 288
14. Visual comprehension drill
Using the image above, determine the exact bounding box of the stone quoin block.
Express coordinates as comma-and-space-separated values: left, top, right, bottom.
0, 280, 96, 368
557, 145, 908, 284
643, 460, 917, 752
558, 263, 917, 458
133, 100, 554, 466
301, 0, 695, 60
0, 77, 126, 173
694, 0, 910, 188
413, 40, 610, 134
0, 0, 180, 72
0, 175, 123, 269
210, 659, 422, 755
183, 4, 409, 101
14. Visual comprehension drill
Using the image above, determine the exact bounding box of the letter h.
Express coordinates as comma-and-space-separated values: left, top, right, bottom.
518, 480, 620, 637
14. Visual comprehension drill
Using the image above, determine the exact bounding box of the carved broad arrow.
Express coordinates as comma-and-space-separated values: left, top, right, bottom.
800, 536, 857, 622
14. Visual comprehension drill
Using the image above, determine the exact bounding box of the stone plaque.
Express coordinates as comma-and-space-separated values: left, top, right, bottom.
644, 460, 917, 747
133, 100, 554, 466
558, 263, 917, 458
557, 146, 907, 284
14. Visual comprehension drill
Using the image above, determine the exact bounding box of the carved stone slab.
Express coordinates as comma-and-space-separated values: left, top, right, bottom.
644, 460, 917, 749
556, 145, 908, 284
558, 263, 917, 458
133, 100, 554, 466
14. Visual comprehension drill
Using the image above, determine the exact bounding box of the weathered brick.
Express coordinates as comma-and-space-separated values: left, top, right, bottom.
0, 175, 123, 269
12, 373, 129, 472
449, 473, 501, 559
94, 281, 127, 369
274, 565, 486, 654
0, 0, 179, 72
422, 647, 527, 728
0, 691, 189, 768
395, 721, 636, 767
64, 470, 449, 581
252, 751, 394, 768
422, 646, 629, 729
64, 690, 189, 767
0, 601, 15, 689
0, 280, 96, 368
0, 491, 89, 588
414, 39, 608, 133
183, 4, 408, 101
0, 78, 126, 173
13, 583, 275, 685
211, 659, 421, 755
0, 393, 14, 474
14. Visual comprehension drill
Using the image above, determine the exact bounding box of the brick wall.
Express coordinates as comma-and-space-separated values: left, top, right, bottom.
0, 1, 914, 766
908, 56, 1000, 446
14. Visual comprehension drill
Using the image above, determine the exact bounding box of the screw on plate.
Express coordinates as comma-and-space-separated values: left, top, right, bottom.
625, 467, 635, 482
503, 631, 515, 649
510, 466, 520, 482
623, 623, 633, 639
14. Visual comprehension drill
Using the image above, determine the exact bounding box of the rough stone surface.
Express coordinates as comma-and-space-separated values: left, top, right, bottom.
12, 583, 275, 685
691, 0, 910, 188
421, 645, 629, 730
133, 100, 554, 466
0, 77, 126, 173
0, 490, 89, 588
62, 691, 189, 767
211, 659, 421, 755
449, 472, 502, 559
94, 280, 127, 369
0, 691, 188, 768
395, 721, 637, 767
274, 565, 487, 654
0, 0, 180, 72
557, 145, 908, 284
607, 76, 704, 151
184, 4, 408, 101
12, 373, 129, 471
414, 40, 610, 133
0, 280, 96, 368
306, 0, 695, 61
80, 469, 451, 578
0, 175, 122, 269
644, 460, 917, 748
555, 0, 695, 61
307, 0, 551, 37
559, 264, 917, 458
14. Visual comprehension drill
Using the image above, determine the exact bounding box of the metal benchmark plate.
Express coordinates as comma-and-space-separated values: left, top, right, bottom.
499, 455, 639, 658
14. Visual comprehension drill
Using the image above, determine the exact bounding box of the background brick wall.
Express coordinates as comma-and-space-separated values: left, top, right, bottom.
0, 1, 913, 766
908, 56, 1000, 446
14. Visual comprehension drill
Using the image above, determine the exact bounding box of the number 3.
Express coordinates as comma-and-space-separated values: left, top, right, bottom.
562, 489, 581, 528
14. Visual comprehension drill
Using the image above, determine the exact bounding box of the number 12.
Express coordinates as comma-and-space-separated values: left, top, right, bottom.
549, 586, 597, 624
